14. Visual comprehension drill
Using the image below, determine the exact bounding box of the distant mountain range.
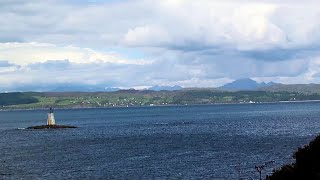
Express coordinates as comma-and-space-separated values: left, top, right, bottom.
1, 84, 121, 92
219, 78, 278, 91
0, 84, 183, 92
49, 85, 121, 92
50, 85, 183, 92
3, 79, 320, 94
50, 85, 117, 92
148, 85, 183, 91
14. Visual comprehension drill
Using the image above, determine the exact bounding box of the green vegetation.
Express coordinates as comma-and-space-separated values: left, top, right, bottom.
171, 90, 311, 104
1, 90, 320, 110
268, 135, 320, 180
260, 84, 320, 95
0, 92, 38, 106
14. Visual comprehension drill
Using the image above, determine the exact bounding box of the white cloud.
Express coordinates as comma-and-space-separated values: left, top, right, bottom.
124, 25, 171, 47
2, 0, 320, 50
0, 42, 148, 65
1, 0, 320, 90
120, 0, 320, 51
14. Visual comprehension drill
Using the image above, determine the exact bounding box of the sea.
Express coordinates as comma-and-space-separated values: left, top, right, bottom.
1, 102, 320, 179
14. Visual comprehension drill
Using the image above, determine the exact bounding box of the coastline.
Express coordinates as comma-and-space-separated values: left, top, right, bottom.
1, 100, 320, 112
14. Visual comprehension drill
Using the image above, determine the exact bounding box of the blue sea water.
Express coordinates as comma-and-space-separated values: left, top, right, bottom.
1, 102, 320, 179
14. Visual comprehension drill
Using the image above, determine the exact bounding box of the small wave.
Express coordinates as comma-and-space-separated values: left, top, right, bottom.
153, 121, 193, 126
128, 155, 151, 160
153, 123, 169, 126
17, 128, 26, 130
0, 173, 12, 176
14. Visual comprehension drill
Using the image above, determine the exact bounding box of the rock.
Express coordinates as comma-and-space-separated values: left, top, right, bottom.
27, 125, 77, 129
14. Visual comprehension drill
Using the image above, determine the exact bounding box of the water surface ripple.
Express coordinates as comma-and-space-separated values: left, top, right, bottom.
1, 102, 320, 179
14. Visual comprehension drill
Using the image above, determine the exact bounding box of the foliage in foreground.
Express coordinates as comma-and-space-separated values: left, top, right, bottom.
268, 135, 320, 180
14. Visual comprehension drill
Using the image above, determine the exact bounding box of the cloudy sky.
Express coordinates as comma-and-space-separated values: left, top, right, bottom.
1, 0, 320, 91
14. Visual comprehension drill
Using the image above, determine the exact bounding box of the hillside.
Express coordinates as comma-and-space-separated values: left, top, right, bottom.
0, 92, 39, 106
260, 84, 320, 95
1, 90, 320, 110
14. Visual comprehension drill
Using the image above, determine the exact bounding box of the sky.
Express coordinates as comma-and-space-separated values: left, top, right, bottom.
1, 0, 320, 91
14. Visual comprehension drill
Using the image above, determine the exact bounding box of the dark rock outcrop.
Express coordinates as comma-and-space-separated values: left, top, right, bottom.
27, 125, 77, 129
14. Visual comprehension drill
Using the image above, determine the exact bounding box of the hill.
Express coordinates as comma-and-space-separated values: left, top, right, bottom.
0, 92, 39, 106
219, 78, 277, 91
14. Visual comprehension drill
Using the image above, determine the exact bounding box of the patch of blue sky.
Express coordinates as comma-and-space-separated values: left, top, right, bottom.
64, 0, 127, 5
106, 47, 145, 60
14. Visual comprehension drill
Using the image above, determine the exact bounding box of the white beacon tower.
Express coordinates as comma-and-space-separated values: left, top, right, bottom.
47, 107, 56, 125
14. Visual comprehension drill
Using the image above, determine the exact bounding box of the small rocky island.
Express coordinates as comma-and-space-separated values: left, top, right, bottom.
27, 107, 77, 129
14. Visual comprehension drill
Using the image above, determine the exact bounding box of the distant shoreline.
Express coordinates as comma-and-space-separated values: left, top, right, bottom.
2, 90, 320, 112
1, 100, 320, 112
279, 100, 320, 103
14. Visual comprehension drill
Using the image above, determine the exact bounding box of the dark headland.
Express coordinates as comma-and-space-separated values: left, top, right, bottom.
267, 135, 320, 180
